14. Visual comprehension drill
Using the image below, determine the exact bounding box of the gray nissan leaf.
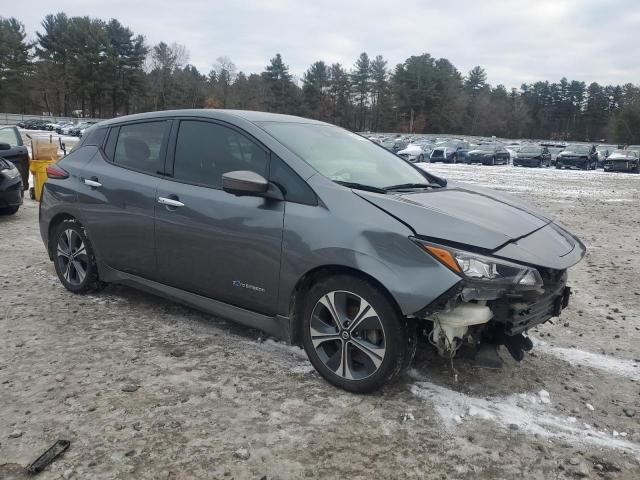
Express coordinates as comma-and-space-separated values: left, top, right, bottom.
39, 110, 585, 393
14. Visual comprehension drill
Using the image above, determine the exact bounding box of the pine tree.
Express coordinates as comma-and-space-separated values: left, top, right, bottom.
262, 53, 297, 114
350, 53, 370, 130
369, 55, 389, 132
328, 63, 351, 128
302, 61, 330, 120
0, 17, 32, 113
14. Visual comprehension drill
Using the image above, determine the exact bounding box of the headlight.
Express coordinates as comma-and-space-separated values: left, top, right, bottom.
1, 166, 20, 179
415, 240, 543, 288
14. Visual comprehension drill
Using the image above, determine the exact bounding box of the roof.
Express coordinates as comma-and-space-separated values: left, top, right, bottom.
96, 109, 328, 128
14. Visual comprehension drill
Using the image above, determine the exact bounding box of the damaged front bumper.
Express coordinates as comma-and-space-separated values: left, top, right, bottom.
487, 270, 570, 335
417, 266, 573, 361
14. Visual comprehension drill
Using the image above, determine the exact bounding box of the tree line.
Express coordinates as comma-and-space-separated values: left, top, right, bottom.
1, 13, 640, 143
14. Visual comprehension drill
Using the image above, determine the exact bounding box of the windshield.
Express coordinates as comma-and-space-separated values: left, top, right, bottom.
260, 123, 429, 189
564, 144, 590, 154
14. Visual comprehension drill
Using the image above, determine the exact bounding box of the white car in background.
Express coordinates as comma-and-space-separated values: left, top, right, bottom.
397, 143, 429, 163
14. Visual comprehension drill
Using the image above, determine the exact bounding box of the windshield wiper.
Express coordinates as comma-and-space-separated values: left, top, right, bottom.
383, 182, 442, 191
334, 181, 387, 194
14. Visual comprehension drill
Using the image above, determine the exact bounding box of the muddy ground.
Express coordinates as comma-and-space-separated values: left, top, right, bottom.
1, 164, 639, 479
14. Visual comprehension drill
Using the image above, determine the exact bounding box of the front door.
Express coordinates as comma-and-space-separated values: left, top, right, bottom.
155, 119, 284, 315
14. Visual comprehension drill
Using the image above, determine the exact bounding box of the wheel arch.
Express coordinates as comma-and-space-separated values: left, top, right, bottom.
47, 213, 79, 259
286, 264, 404, 346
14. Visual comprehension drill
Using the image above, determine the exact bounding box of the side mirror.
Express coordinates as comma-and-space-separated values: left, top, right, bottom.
222, 170, 269, 196
0, 142, 11, 151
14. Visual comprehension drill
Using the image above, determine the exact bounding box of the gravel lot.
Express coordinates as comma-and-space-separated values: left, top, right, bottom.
1, 164, 639, 479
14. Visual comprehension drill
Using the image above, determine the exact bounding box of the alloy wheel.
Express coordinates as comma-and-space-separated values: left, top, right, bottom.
309, 291, 386, 380
56, 229, 88, 285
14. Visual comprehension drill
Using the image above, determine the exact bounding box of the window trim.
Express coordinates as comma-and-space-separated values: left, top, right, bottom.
165, 118, 271, 192
104, 120, 172, 178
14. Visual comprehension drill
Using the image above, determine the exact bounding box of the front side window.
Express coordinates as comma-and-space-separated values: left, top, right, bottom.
259, 123, 428, 189
0, 127, 20, 146
113, 121, 168, 174
173, 120, 268, 188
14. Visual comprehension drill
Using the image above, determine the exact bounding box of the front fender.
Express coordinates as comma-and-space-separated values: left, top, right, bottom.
277, 183, 462, 317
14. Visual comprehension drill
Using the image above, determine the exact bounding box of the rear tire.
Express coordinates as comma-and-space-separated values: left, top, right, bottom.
52, 219, 104, 294
301, 275, 411, 393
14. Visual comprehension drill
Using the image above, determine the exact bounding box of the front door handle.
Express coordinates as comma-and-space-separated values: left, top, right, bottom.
158, 196, 185, 208
83, 178, 102, 188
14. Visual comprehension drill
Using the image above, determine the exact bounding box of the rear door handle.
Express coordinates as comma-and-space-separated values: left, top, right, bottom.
83, 178, 102, 188
158, 196, 184, 208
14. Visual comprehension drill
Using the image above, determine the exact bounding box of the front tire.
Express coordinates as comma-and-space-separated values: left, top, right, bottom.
52, 219, 104, 294
301, 275, 411, 393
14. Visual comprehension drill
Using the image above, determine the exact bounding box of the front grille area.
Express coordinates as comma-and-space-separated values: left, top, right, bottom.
491, 269, 568, 335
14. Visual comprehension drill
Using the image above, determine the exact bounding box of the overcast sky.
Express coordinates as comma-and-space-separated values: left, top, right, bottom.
11, 0, 640, 88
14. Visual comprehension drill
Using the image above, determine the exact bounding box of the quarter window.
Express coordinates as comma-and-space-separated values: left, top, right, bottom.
113, 121, 168, 174
173, 120, 268, 188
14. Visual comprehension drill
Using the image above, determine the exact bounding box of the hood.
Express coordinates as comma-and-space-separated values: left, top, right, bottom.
608, 153, 636, 160
355, 181, 553, 251
468, 149, 493, 155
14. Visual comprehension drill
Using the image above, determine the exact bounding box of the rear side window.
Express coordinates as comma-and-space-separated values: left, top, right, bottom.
113, 121, 169, 174
0, 127, 20, 146
81, 127, 107, 147
173, 120, 268, 188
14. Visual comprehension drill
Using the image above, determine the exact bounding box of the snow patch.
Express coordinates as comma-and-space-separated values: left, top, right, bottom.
534, 339, 640, 381
253, 338, 309, 361
410, 381, 640, 457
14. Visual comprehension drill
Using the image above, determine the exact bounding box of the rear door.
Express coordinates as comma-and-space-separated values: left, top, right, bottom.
0, 126, 29, 189
155, 119, 285, 315
79, 120, 171, 279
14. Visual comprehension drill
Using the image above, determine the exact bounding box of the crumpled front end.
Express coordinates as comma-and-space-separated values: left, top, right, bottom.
411, 222, 584, 366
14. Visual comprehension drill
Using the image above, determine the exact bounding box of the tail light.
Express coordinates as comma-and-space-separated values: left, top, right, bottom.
46, 164, 69, 179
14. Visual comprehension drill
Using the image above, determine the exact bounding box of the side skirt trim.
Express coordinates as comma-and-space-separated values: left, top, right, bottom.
100, 264, 292, 342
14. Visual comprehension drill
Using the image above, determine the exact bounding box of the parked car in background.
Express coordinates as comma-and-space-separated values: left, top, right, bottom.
0, 126, 29, 215
465, 143, 510, 165
38, 110, 585, 393
596, 144, 617, 168
68, 122, 90, 137
555, 144, 597, 170
58, 122, 82, 135
19, 119, 50, 130
513, 145, 551, 168
429, 141, 469, 163
539, 143, 566, 166
627, 145, 640, 157
397, 144, 428, 163
603, 150, 640, 173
